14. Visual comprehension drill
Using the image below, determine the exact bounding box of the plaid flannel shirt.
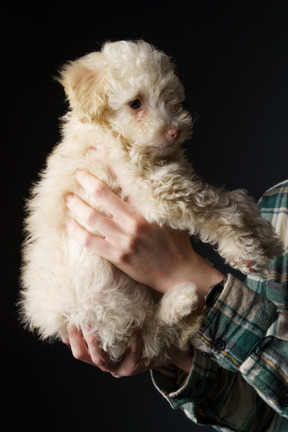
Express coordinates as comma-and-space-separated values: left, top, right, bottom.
151, 180, 288, 432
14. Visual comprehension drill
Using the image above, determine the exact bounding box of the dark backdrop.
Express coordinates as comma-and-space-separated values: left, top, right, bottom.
2, 1, 288, 431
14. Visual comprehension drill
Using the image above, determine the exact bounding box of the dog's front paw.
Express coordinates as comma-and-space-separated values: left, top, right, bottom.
231, 258, 257, 274
230, 255, 269, 275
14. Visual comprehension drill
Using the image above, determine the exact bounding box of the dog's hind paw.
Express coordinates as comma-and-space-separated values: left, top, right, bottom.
158, 282, 198, 325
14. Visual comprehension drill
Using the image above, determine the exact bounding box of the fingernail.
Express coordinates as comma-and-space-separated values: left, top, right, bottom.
88, 146, 97, 155
65, 219, 72, 228
74, 168, 84, 177
65, 193, 74, 204
82, 324, 92, 334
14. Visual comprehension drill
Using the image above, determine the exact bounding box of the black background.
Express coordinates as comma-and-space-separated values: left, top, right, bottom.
2, 1, 288, 431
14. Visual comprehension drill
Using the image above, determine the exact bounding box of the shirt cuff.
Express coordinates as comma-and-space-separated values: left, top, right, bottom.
195, 273, 277, 371
151, 273, 277, 403
151, 349, 220, 411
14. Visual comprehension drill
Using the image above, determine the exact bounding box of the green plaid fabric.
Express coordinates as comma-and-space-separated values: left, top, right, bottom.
152, 180, 288, 431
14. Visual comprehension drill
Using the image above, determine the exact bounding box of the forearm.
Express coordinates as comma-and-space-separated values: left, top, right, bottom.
152, 273, 288, 430
155, 273, 288, 423
152, 347, 279, 432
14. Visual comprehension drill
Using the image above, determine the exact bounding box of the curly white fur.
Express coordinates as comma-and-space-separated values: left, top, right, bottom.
19, 40, 283, 361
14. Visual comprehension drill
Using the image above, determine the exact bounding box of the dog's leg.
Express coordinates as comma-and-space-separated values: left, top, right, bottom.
183, 187, 283, 274
137, 168, 282, 275
141, 282, 200, 360
187, 187, 283, 274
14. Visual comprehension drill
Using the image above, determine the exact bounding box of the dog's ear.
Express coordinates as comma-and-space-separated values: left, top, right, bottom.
57, 53, 109, 119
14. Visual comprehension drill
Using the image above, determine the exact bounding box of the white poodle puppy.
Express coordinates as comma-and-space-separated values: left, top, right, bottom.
20, 40, 282, 361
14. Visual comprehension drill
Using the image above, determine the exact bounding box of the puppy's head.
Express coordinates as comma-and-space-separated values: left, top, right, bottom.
59, 40, 193, 156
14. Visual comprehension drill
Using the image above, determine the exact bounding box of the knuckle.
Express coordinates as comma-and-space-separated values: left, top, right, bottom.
87, 209, 98, 226
82, 232, 94, 249
125, 235, 138, 254
67, 324, 79, 337
93, 357, 108, 370
114, 243, 134, 265
89, 352, 102, 366
118, 220, 147, 259
128, 216, 146, 237
122, 368, 135, 377
129, 219, 151, 246
120, 364, 139, 377
84, 332, 95, 344
93, 182, 109, 199
112, 217, 149, 265
72, 348, 85, 361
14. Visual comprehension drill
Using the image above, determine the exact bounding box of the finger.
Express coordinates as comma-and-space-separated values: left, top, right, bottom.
65, 218, 111, 257
66, 325, 93, 364
116, 329, 143, 377
74, 169, 128, 217
65, 193, 115, 237
60, 332, 70, 344
82, 326, 110, 370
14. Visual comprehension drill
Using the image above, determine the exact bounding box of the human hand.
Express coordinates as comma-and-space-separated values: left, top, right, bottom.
61, 325, 193, 376
65, 148, 224, 305
61, 326, 146, 377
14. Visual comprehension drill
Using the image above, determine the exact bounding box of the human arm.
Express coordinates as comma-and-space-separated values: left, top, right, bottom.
64, 168, 222, 375
63, 156, 223, 375
64, 158, 288, 427
65, 168, 224, 305
152, 180, 288, 430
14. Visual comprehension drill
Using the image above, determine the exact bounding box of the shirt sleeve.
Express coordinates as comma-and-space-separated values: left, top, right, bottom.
151, 180, 288, 431
152, 274, 288, 431
195, 274, 288, 416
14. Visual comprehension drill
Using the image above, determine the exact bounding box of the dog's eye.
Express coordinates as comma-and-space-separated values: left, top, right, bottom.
129, 99, 142, 110
172, 103, 182, 112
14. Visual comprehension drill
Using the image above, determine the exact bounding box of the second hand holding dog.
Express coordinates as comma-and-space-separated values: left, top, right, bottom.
64, 147, 224, 376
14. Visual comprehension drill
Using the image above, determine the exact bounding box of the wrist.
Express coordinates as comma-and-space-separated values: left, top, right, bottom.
157, 251, 224, 311
194, 260, 224, 311
173, 350, 193, 374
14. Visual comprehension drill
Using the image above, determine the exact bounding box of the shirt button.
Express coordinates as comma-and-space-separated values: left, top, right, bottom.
214, 338, 226, 351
